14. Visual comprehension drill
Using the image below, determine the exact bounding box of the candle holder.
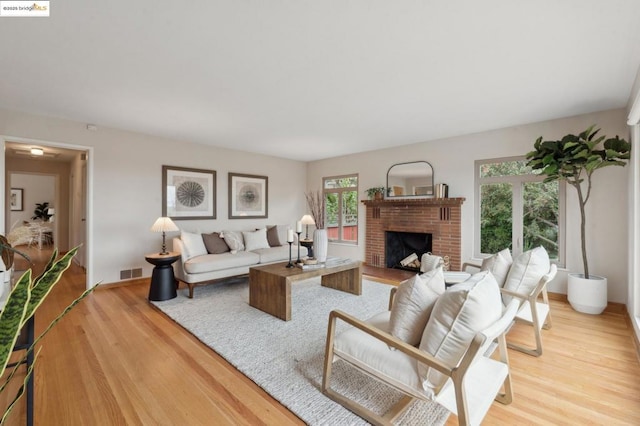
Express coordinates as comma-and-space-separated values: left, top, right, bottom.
296, 231, 302, 264
286, 241, 295, 268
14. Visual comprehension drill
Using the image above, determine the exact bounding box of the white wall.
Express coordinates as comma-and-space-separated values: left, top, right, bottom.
0, 108, 309, 286
308, 108, 630, 304
8, 173, 55, 227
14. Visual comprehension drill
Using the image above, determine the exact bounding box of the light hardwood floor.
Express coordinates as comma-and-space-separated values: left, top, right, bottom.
4, 248, 640, 425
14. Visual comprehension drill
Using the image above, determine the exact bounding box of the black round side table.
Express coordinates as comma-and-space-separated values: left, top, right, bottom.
145, 252, 181, 301
299, 239, 314, 258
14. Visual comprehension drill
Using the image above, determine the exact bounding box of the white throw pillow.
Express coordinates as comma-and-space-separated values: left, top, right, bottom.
418, 271, 502, 392
180, 230, 208, 260
502, 246, 550, 305
221, 230, 245, 253
480, 248, 513, 288
420, 253, 443, 273
243, 228, 270, 252
389, 268, 445, 346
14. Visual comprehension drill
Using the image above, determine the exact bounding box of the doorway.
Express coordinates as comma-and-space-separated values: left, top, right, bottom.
2, 137, 92, 289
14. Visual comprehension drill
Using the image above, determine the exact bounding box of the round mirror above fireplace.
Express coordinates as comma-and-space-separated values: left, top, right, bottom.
386, 161, 434, 198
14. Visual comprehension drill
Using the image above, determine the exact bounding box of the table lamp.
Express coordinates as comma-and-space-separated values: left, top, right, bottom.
300, 214, 315, 240
151, 217, 179, 255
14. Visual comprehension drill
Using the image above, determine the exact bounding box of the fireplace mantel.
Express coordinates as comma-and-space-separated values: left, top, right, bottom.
362, 197, 465, 271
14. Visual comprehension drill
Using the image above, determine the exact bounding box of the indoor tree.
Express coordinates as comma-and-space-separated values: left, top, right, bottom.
525, 125, 630, 279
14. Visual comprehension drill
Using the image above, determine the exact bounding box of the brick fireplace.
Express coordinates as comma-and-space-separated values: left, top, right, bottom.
362, 198, 465, 271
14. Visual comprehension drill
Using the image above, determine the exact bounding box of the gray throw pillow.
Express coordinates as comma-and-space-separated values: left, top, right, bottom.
202, 232, 230, 254
266, 225, 282, 247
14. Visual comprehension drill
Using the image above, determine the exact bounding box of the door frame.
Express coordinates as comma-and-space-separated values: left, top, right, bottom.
1, 135, 94, 290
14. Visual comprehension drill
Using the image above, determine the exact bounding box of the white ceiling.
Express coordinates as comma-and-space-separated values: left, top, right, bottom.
1, 1, 640, 161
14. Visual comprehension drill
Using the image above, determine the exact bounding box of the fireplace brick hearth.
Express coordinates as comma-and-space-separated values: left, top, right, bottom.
362, 198, 465, 271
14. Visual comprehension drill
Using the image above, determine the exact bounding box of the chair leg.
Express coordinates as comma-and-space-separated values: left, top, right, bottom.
495, 334, 514, 405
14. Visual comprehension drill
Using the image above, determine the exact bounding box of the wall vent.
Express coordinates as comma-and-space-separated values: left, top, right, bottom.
131, 268, 143, 278
439, 207, 451, 221
120, 269, 132, 280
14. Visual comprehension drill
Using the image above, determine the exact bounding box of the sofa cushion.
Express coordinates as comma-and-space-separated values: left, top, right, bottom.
251, 245, 308, 264
181, 231, 208, 260
183, 251, 259, 274
418, 271, 502, 392
221, 230, 245, 252
266, 225, 282, 247
274, 225, 298, 245
202, 232, 230, 254
389, 269, 445, 346
243, 228, 270, 252
502, 246, 550, 305
480, 248, 513, 287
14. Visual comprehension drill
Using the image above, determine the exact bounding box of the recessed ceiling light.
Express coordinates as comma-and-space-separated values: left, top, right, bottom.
30, 148, 44, 156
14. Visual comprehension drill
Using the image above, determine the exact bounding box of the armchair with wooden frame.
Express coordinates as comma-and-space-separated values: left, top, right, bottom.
322, 285, 520, 426
462, 260, 557, 357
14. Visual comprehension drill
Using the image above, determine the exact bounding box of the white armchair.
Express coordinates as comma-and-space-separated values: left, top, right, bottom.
463, 246, 557, 357
322, 271, 519, 425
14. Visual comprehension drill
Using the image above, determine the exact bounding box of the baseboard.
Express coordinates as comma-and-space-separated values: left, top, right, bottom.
94, 277, 148, 290
547, 291, 627, 314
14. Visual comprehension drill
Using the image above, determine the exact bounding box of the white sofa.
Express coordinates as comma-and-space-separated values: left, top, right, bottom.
173, 226, 308, 298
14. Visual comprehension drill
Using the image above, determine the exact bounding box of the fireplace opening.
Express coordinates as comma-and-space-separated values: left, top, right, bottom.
385, 231, 432, 272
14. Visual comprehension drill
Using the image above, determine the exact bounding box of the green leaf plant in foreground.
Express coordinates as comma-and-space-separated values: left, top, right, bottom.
0, 247, 99, 424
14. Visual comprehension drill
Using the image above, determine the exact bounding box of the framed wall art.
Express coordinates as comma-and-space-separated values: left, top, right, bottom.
162, 166, 216, 220
228, 173, 268, 219
10, 188, 23, 211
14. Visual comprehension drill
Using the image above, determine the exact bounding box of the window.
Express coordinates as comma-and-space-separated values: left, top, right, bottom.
475, 157, 564, 263
323, 175, 358, 244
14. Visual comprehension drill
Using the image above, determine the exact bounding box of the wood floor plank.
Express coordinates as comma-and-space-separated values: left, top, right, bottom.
2, 249, 639, 425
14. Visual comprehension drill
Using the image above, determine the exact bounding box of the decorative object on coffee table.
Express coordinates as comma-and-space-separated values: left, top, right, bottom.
295, 220, 302, 264
305, 190, 328, 262
286, 228, 295, 268
150, 216, 180, 255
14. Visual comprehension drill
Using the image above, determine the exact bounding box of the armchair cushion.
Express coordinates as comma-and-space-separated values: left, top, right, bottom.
181, 230, 208, 260
502, 246, 550, 305
389, 268, 445, 346
480, 248, 512, 287
420, 253, 443, 273
418, 271, 502, 391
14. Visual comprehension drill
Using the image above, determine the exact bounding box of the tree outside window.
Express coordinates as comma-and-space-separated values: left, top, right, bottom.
476, 158, 563, 262
324, 175, 358, 244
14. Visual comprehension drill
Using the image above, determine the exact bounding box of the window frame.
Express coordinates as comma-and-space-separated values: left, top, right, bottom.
474, 156, 566, 265
323, 174, 358, 245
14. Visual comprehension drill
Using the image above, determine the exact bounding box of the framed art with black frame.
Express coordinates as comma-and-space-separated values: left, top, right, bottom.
228, 173, 268, 219
162, 165, 216, 220
10, 188, 23, 211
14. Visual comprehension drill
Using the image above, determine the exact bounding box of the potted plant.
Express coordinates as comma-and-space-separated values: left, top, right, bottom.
32, 202, 53, 222
0, 242, 97, 421
526, 125, 630, 314
365, 187, 385, 200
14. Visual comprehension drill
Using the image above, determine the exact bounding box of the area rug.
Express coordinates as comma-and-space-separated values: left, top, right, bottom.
152, 277, 450, 425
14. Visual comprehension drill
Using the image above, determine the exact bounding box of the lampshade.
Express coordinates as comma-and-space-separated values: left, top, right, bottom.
47, 208, 55, 215
151, 217, 179, 233
300, 214, 315, 225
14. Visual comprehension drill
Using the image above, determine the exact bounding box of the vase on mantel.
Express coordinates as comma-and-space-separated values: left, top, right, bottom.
313, 229, 328, 263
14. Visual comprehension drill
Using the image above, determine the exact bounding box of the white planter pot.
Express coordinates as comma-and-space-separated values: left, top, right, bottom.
313, 229, 328, 263
567, 273, 607, 315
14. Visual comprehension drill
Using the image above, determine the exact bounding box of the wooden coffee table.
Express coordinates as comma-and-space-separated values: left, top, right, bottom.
249, 260, 362, 321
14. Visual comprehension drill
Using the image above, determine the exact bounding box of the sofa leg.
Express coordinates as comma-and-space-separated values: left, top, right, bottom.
188, 283, 194, 299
